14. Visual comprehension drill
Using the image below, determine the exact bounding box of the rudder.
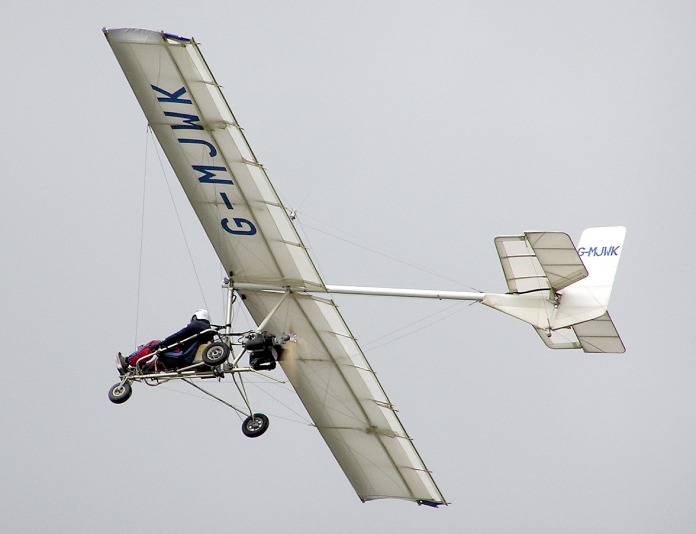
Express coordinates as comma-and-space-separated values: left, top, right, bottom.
552, 226, 626, 329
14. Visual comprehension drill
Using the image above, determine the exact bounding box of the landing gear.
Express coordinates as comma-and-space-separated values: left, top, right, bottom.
242, 413, 269, 438
108, 381, 132, 404
202, 341, 230, 366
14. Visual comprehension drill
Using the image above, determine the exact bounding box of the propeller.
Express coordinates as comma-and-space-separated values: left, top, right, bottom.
279, 328, 299, 383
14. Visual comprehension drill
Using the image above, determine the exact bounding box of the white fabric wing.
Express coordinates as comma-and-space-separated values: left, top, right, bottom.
105, 28, 322, 289
105, 28, 445, 505
243, 290, 446, 503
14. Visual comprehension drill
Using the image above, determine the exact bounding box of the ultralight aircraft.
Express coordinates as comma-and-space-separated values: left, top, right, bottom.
104, 28, 626, 507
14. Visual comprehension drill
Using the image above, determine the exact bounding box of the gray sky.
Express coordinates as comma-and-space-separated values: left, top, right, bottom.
2, 1, 695, 532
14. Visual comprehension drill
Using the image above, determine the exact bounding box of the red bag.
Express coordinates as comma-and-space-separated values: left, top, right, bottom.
126, 340, 161, 366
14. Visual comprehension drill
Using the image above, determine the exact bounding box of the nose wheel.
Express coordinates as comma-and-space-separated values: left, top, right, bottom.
108, 381, 133, 404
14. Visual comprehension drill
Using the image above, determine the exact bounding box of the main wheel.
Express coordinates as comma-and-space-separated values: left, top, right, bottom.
202, 342, 230, 366
108, 382, 132, 404
242, 413, 269, 438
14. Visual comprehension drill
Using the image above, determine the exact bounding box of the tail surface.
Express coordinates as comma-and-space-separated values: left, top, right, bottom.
483, 226, 626, 353
552, 226, 626, 328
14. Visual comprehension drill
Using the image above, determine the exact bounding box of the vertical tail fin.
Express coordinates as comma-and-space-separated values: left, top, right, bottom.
552, 226, 626, 328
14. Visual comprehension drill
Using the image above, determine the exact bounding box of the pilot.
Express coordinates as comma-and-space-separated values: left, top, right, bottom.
120, 309, 215, 371
155, 309, 215, 368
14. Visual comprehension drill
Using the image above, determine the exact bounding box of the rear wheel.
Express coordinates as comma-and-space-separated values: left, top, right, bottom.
242, 413, 269, 438
108, 382, 132, 404
202, 342, 230, 366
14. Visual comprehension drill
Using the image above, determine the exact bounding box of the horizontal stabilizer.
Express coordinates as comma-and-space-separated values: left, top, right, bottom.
573, 312, 625, 353
494, 232, 588, 294
534, 312, 625, 353
534, 325, 582, 350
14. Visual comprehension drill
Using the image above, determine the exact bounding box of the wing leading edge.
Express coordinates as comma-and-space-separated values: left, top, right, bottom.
104, 27, 322, 290
104, 28, 446, 505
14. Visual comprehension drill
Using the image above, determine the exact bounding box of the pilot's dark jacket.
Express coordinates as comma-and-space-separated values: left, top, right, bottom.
157, 318, 214, 366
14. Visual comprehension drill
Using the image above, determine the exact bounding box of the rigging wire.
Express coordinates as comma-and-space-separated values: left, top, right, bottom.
276, 190, 332, 283
148, 380, 313, 426
133, 126, 150, 348
292, 212, 329, 286
181, 378, 246, 419
148, 128, 209, 311
247, 380, 313, 426
295, 211, 483, 292
363, 300, 478, 352
280, 206, 484, 356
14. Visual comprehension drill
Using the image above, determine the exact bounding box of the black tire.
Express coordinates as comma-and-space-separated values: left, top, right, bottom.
242, 413, 269, 438
108, 382, 132, 404
202, 342, 230, 366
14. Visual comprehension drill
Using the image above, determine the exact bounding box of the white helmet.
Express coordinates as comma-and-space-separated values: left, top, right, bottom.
192, 309, 210, 322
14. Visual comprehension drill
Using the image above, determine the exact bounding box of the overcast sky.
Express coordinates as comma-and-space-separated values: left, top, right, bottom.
2, 1, 696, 533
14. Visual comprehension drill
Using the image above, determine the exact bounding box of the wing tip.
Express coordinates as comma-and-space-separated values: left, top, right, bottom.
417, 499, 448, 508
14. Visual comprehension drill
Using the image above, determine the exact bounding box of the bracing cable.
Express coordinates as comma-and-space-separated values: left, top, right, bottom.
295, 211, 482, 292
134, 126, 150, 348
148, 129, 209, 310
